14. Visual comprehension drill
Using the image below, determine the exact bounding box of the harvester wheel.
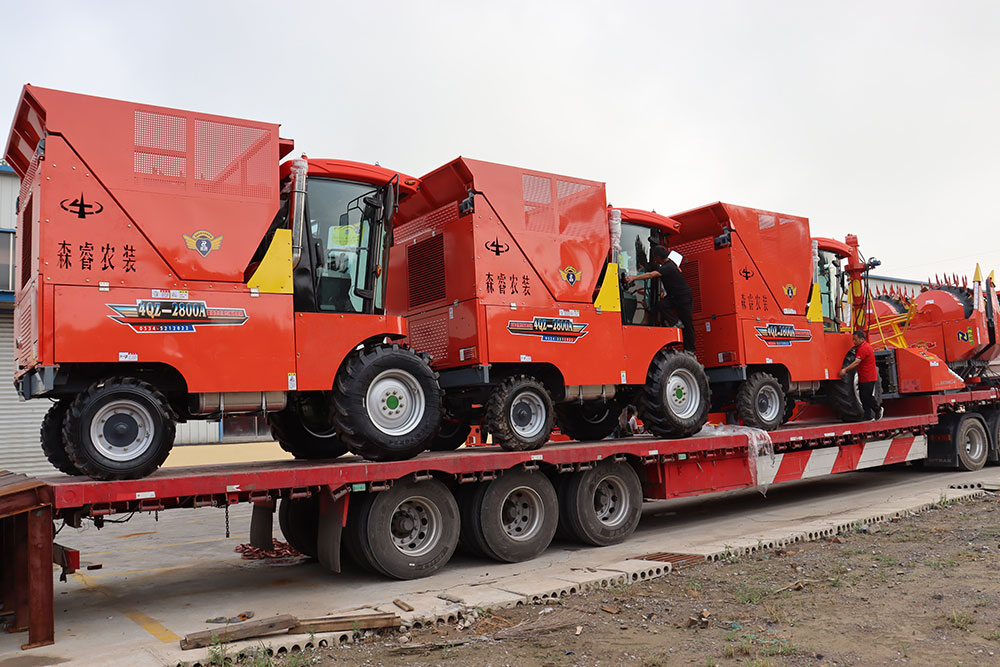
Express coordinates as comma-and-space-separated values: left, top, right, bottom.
41, 400, 79, 475
828, 349, 883, 422
267, 392, 347, 460
561, 460, 642, 546
358, 478, 460, 579
782, 397, 797, 425
277, 496, 319, 558
465, 468, 558, 563
953, 413, 989, 471
429, 420, 471, 451
556, 399, 621, 442
62, 377, 175, 480
485, 376, 554, 451
639, 349, 710, 438
735, 372, 785, 431
331, 344, 442, 461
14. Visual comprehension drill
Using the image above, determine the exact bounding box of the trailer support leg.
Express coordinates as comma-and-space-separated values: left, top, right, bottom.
249, 501, 275, 551
317, 491, 348, 574
24, 507, 54, 649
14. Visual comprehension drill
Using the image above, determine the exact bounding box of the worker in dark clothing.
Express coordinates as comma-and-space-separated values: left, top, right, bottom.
840, 330, 882, 420
624, 245, 696, 353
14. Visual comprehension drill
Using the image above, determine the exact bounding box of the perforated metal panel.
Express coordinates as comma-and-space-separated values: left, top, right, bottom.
407, 235, 446, 308
406, 313, 449, 363
523, 174, 557, 233
680, 259, 702, 314
396, 201, 459, 245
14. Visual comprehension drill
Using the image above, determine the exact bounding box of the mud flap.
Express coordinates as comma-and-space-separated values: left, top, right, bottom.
249, 501, 274, 551
926, 414, 959, 467
317, 491, 349, 573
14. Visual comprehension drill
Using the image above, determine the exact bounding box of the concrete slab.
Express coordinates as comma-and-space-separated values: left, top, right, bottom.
550, 568, 629, 591
490, 574, 590, 602
436, 584, 527, 609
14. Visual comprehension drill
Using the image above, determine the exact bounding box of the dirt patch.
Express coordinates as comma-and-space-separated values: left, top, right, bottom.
279, 493, 1000, 666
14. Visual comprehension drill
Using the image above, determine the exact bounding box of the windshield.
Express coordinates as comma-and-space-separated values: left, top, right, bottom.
817, 249, 845, 332
306, 177, 385, 313
618, 222, 659, 325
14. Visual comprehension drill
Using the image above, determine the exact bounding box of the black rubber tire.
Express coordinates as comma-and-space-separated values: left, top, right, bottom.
954, 413, 989, 471
277, 496, 319, 558
735, 372, 785, 431
62, 377, 176, 480
469, 468, 558, 563
429, 420, 471, 451
639, 349, 710, 438
562, 460, 643, 546
982, 408, 1000, 466
331, 344, 442, 462
457, 483, 490, 557
828, 349, 883, 423
553, 473, 575, 540
361, 478, 460, 580
343, 492, 380, 574
267, 392, 348, 460
556, 399, 621, 442
782, 397, 797, 425
485, 376, 554, 451
41, 400, 79, 475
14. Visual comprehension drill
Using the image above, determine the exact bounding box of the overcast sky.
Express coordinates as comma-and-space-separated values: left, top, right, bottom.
3, 1, 998, 282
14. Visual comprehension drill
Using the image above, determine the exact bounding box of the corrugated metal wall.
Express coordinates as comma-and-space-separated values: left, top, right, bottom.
0, 311, 56, 476
176, 420, 221, 444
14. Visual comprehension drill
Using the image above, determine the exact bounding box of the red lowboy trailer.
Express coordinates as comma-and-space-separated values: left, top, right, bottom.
3, 388, 998, 649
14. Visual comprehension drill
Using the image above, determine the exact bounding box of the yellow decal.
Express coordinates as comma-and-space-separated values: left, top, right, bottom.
806, 284, 823, 323
593, 263, 621, 313
248, 229, 293, 294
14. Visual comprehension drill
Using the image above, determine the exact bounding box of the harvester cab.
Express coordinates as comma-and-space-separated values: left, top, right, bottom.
389, 158, 711, 451
4, 85, 442, 479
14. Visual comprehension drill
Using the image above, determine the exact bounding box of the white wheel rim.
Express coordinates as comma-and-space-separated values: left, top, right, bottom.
509, 390, 547, 439
756, 384, 781, 423
664, 368, 700, 420
90, 399, 155, 462
365, 369, 426, 436
500, 485, 544, 541
593, 474, 630, 528
965, 426, 986, 461
389, 495, 441, 557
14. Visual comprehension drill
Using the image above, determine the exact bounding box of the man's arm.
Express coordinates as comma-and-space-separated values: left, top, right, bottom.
624, 270, 660, 285
839, 358, 861, 378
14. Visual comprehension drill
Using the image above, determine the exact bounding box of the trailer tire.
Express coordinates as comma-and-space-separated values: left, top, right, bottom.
430, 420, 471, 451
983, 409, 1000, 465
954, 413, 989, 471
41, 400, 79, 475
360, 478, 460, 579
640, 349, 710, 438
267, 392, 348, 460
735, 372, 785, 431
278, 496, 319, 558
562, 460, 642, 546
829, 349, 883, 422
332, 344, 442, 462
556, 399, 621, 442
458, 483, 490, 557
62, 377, 176, 480
485, 376, 554, 451
343, 492, 380, 573
468, 468, 558, 563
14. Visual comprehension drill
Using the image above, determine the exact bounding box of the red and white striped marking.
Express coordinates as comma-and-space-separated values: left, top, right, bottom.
756, 434, 927, 486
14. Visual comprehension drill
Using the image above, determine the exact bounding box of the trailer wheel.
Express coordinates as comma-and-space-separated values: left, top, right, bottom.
640, 349, 710, 438
343, 492, 380, 573
429, 420, 471, 451
735, 372, 785, 431
954, 413, 989, 471
457, 483, 490, 557
41, 400, 79, 475
466, 468, 558, 563
62, 377, 176, 480
562, 459, 642, 546
485, 376, 554, 451
982, 409, 1000, 465
556, 399, 621, 442
359, 478, 460, 579
332, 344, 442, 462
278, 496, 319, 558
828, 349, 882, 422
267, 392, 348, 460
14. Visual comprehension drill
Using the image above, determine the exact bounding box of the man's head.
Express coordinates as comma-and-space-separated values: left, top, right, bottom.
651, 245, 669, 262
853, 329, 867, 344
